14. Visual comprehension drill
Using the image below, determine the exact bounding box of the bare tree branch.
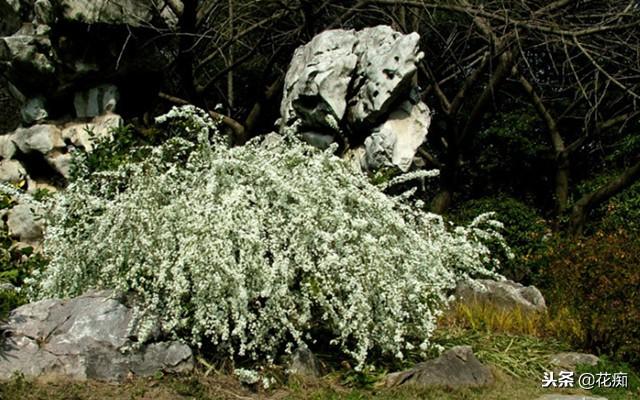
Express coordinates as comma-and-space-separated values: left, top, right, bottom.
158, 92, 246, 143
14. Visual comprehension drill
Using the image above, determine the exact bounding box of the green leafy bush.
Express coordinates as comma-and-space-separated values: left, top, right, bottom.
450, 196, 550, 282
541, 230, 640, 368
576, 176, 640, 234
599, 180, 640, 234
31, 106, 508, 369
70, 124, 140, 178
0, 243, 48, 319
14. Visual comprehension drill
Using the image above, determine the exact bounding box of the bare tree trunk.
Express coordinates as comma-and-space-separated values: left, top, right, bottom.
516, 69, 570, 216
459, 51, 513, 144
244, 77, 283, 135
432, 124, 461, 214
555, 151, 570, 216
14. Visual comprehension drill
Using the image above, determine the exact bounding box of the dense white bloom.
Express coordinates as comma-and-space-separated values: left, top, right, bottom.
32, 106, 507, 369
234, 368, 260, 385
379, 169, 440, 190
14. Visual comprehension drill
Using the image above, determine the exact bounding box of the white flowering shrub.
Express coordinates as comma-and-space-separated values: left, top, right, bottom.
31, 106, 507, 369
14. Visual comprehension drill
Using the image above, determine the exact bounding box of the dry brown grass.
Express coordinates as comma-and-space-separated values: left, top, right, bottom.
0, 368, 599, 400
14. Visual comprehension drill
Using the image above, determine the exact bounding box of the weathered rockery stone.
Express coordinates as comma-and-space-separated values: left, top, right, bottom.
46, 151, 72, 178
348, 27, 423, 127
61, 113, 123, 151
34, 0, 55, 25
0, 282, 17, 292
0, 159, 26, 182
74, 84, 119, 118
364, 99, 431, 171
281, 29, 358, 133
0, 1, 181, 125
12, 124, 64, 155
0, 134, 16, 159
0, 290, 194, 381
455, 278, 547, 313
382, 346, 493, 389
549, 352, 600, 371
0, 113, 122, 186
0, 24, 55, 95
6, 203, 43, 243
21, 96, 48, 124
280, 25, 431, 172
54, 0, 154, 26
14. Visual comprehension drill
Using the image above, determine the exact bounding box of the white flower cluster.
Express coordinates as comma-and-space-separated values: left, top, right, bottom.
378, 169, 440, 190
32, 106, 507, 369
155, 105, 224, 145
234, 368, 260, 385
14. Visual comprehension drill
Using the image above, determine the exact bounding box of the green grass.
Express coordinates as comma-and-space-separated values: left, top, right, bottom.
574, 357, 640, 400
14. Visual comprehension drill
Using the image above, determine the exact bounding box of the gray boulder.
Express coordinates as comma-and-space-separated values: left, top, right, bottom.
25, 178, 57, 194
34, 0, 55, 25
382, 346, 493, 389
362, 99, 431, 171
0, 282, 17, 292
0, 24, 56, 92
12, 124, 64, 155
348, 26, 423, 127
46, 151, 72, 178
0, 112, 122, 185
158, 0, 182, 30
455, 279, 547, 313
61, 113, 122, 152
0, 290, 193, 381
54, 0, 154, 26
6, 203, 44, 242
1, 1, 179, 126
549, 352, 600, 371
280, 29, 358, 132
280, 25, 431, 172
0, 159, 26, 183
300, 131, 335, 149
0, 134, 17, 159
21, 96, 48, 125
